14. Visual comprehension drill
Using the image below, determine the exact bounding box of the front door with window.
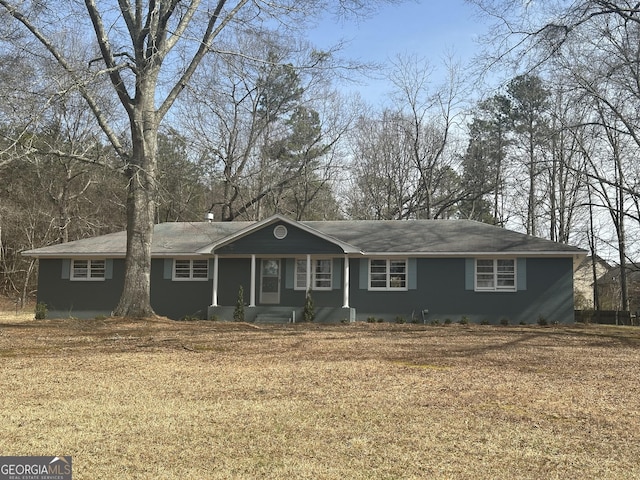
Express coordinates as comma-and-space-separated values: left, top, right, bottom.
260, 259, 281, 304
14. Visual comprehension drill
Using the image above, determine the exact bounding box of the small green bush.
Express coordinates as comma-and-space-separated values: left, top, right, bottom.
480, 319, 490, 325
34, 302, 47, 320
233, 285, 245, 322
537, 315, 548, 326
303, 290, 315, 322
459, 316, 469, 325
395, 316, 406, 324
500, 318, 509, 326
366, 316, 376, 323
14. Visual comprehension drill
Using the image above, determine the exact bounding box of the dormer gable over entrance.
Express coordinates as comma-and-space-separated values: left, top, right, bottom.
196, 214, 361, 255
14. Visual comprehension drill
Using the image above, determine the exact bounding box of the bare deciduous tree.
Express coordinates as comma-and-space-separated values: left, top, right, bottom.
0, 0, 395, 318
180, 31, 351, 221
348, 55, 468, 219
467, 0, 640, 311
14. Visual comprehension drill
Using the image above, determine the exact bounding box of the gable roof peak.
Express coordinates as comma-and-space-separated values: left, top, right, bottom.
196, 214, 362, 254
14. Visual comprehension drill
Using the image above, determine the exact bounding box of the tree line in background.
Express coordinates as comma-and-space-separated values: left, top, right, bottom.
1, 1, 640, 313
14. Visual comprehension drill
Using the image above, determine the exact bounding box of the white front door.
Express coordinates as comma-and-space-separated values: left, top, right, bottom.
260, 259, 280, 304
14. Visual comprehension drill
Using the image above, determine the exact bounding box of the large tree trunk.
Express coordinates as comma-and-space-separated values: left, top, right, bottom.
113, 97, 158, 318
113, 172, 155, 318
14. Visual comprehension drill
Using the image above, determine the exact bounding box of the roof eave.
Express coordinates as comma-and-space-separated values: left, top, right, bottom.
22, 251, 127, 259
360, 251, 587, 257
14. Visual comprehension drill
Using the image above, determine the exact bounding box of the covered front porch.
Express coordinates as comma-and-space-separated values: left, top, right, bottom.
207, 253, 356, 323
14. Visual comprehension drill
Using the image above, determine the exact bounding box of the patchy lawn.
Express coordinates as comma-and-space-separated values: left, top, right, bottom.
1, 312, 640, 479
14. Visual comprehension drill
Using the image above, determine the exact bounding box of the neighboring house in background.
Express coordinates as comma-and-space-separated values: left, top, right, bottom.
573, 256, 612, 310
596, 264, 640, 313
23, 215, 586, 324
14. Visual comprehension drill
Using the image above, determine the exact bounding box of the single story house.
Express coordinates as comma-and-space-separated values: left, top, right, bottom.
23, 214, 586, 324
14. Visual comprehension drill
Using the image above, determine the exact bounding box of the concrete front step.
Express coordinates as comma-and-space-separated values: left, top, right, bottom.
254, 313, 293, 324
208, 305, 355, 323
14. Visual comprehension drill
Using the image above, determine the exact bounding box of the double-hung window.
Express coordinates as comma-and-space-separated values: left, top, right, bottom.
71, 259, 106, 281
475, 259, 516, 291
369, 259, 407, 290
295, 258, 333, 290
173, 259, 209, 280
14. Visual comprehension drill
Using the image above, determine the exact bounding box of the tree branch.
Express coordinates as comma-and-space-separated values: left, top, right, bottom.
158, 0, 251, 120
85, 0, 134, 113
0, 0, 130, 162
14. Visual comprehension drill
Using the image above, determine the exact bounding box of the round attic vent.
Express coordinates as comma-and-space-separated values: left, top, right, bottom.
273, 224, 288, 239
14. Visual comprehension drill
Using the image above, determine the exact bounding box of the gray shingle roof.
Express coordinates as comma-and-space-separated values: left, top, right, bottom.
23, 217, 586, 257
307, 220, 585, 254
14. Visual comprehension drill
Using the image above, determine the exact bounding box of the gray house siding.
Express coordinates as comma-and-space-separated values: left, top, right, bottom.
150, 259, 212, 320
35, 255, 575, 323
349, 257, 575, 324
349, 258, 431, 322
279, 257, 344, 307
215, 222, 344, 255
455, 257, 574, 324
217, 258, 252, 306
39, 258, 216, 320
38, 258, 216, 320
36, 258, 123, 319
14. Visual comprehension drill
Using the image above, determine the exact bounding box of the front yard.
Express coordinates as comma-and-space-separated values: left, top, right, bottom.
1, 311, 639, 479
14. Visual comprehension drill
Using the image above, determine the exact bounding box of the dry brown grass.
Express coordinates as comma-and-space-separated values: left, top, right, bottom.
0, 296, 34, 323
1, 309, 640, 479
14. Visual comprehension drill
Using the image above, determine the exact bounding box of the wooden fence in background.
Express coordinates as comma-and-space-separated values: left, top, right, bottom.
575, 310, 637, 325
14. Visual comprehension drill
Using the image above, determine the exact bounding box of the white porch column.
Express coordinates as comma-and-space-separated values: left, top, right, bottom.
342, 255, 350, 308
250, 254, 256, 307
306, 254, 312, 292
211, 254, 219, 307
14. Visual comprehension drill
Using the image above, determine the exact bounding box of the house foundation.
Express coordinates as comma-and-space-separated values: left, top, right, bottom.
208, 305, 356, 323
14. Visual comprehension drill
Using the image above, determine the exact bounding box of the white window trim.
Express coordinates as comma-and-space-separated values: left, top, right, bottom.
368, 258, 408, 291
475, 258, 517, 292
172, 258, 209, 281
294, 258, 333, 291
70, 259, 106, 281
